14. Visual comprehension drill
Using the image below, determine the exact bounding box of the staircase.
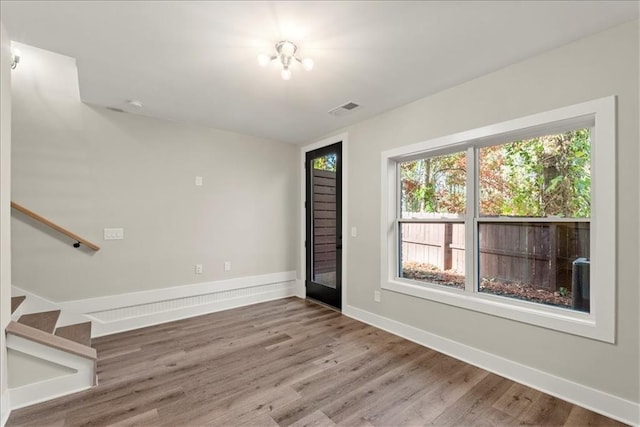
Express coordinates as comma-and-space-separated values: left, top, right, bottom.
6, 290, 97, 410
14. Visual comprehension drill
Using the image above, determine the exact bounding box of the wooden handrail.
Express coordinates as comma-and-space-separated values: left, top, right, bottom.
11, 201, 101, 251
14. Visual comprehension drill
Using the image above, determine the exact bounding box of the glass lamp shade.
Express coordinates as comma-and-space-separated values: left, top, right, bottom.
257, 53, 271, 67
301, 58, 314, 71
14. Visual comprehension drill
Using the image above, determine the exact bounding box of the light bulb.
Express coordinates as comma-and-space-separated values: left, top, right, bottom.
281, 68, 292, 81
280, 41, 295, 57
11, 47, 21, 69
301, 58, 314, 71
257, 53, 271, 67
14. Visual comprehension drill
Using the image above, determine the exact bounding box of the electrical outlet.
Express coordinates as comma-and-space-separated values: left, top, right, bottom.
351, 226, 357, 237
374, 291, 381, 302
224, 261, 231, 271
104, 228, 124, 240
195, 264, 203, 274
195, 176, 203, 186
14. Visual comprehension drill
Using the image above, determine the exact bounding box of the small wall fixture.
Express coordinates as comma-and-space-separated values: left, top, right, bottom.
11, 48, 20, 69
257, 40, 313, 81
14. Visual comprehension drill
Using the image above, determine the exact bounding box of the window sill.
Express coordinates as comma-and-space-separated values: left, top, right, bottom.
381, 278, 613, 343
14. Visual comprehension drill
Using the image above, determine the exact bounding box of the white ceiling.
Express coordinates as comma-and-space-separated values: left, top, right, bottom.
1, 1, 638, 144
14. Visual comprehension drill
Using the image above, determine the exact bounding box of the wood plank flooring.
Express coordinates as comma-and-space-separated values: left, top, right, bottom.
6, 297, 626, 427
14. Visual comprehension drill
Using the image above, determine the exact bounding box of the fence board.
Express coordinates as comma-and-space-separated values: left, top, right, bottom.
314, 228, 335, 236
315, 235, 336, 245
314, 194, 336, 203
313, 177, 336, 187
314, 202, 336, 211
451, 224, 465, 273
314, 185, 336, 195
313, 169, 337, 179
315, 211, 336, 219
315, 219, 336, 227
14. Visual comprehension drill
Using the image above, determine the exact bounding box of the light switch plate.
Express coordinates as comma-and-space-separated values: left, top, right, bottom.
195, 176, 203, 186
104, 228, 124, 240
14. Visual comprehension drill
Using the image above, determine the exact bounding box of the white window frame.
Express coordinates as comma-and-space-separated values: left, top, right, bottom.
381, 97, 616, 343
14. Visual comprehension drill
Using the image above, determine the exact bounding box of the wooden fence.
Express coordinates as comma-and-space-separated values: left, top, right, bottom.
401, 223, 465, 274
313, 169, 337, 275
401, 221, 589, 291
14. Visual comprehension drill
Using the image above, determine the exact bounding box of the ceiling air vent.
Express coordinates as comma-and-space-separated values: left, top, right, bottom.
328, 101, 361, 117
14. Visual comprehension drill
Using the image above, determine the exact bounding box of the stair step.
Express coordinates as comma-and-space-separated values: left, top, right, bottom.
11, 296, 26, 314
55, 322, 92, 347
6, 321, 97, 360
18, 310, 61, 333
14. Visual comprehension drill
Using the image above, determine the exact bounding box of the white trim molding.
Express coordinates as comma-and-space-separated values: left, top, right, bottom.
59, 271, 297, 337
294, 279, 305, 299
1, 391, 9, 427
343, 304, 639, 426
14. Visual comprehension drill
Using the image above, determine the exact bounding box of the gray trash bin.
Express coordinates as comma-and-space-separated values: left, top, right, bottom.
571, 258, 590, 312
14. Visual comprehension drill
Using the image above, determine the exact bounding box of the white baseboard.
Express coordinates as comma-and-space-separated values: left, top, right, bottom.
294, 279, 305, 298
343, 304, 639, 426
1, 390, 9, 427
59, 271, 298, 337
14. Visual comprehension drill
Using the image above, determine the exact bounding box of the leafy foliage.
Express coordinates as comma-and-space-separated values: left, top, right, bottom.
479, 129, 591, 217
400, 129, 591, 218
313, 154, 337, 171
400, 152, 466, 214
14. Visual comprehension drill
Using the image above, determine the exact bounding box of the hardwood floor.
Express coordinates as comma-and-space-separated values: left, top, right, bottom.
7, 297, 626, 426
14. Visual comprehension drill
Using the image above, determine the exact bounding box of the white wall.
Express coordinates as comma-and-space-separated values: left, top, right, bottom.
325, 20, 639, 406
0, 21, 13, 427
10, 43, 299, 302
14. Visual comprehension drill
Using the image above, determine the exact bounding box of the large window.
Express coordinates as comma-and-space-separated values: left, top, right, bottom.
399, 152, 466, 289
381, 97, 615, 342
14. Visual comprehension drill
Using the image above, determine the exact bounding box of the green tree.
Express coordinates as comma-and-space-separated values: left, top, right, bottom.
480, 129, 590, 217
401, 152, 466, 214
401, 129, 591, 218
313, 154, 337, 171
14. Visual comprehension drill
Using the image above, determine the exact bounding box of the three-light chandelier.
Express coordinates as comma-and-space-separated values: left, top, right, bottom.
257, 40, 314, 81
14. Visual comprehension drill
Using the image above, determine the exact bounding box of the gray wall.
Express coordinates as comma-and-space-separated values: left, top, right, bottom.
332, 20, 638, 402
11, 43, 299, 301
1, 20, 13, 425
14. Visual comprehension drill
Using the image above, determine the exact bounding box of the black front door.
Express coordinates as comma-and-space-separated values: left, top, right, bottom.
305, 142, 342, 309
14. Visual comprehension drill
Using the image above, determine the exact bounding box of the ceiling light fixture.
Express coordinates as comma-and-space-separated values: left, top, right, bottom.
257, 40, 313, 81
11, 48, 21, 69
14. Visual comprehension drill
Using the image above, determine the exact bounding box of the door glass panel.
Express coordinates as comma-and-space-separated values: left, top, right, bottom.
312, 153, 337, 288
